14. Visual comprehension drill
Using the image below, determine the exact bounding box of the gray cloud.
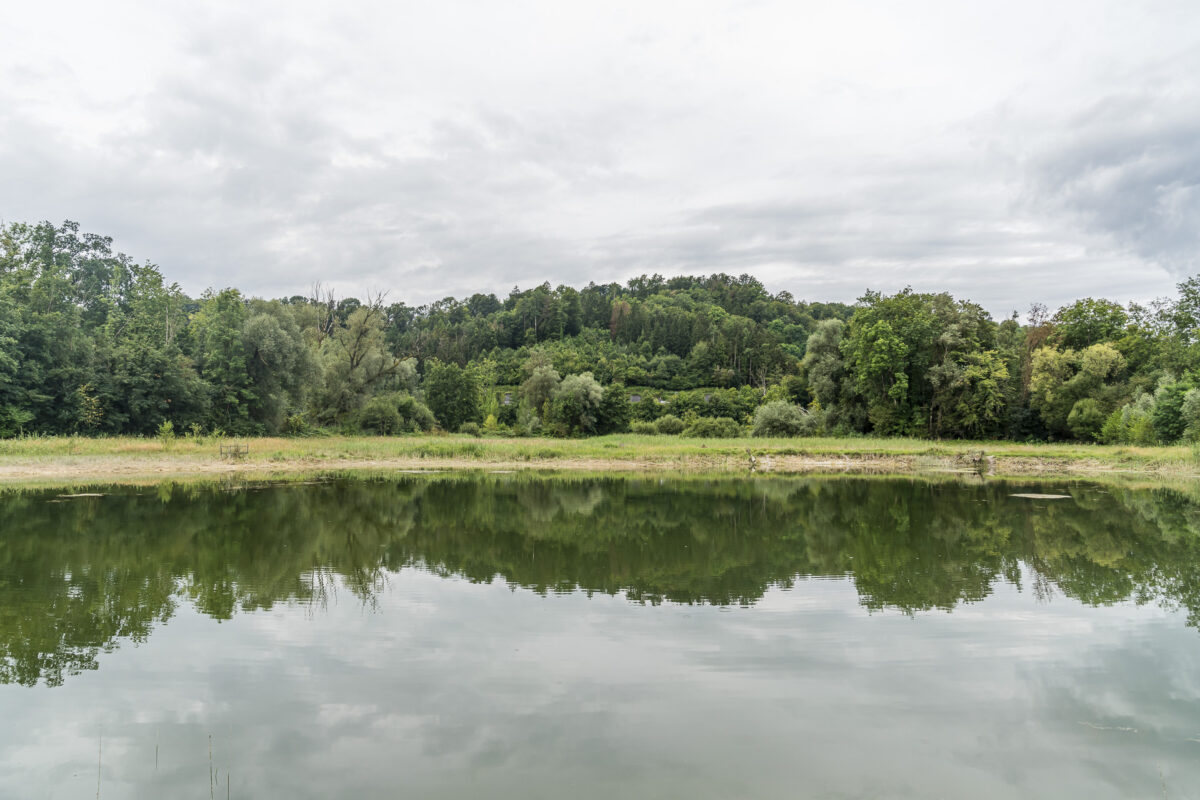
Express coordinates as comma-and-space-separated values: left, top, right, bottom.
1024, 73, 1200, 276
1, 0, 1197, 315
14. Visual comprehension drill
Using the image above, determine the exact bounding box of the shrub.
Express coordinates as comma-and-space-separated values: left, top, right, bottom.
630, 420, 658, 435
1152, 380, 1192, 443
1098, 408, 1127, 445
1067, 398, 1106, 441
358, 396, 404, 435
684, 416, 741, 438
669, 387, 761, 422
395, 394, 436, 432
654, 414, 685, 435
1181, 388, 1200, 442
752, 401, 809, 437
459, 421, 481, 436
1100, 393, 1156, 444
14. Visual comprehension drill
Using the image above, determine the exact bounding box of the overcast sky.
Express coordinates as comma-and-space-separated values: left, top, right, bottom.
2, 0, 1198, 316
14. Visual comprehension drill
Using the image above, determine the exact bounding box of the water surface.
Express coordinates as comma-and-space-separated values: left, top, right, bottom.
1, 475, 1198, 798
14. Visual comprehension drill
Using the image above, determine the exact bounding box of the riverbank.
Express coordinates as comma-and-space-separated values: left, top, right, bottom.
2, 434, 1199, 487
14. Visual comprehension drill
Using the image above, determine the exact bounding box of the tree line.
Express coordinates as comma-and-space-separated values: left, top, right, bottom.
4, 219, 1200, 442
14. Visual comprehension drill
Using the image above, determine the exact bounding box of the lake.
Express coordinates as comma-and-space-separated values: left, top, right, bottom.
1, 474, 1198, 798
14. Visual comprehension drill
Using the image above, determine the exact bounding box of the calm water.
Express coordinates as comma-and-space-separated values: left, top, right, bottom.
1, 474, 1198, 799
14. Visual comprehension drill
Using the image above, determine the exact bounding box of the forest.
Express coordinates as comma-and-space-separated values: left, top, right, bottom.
4, 219, 1200, 443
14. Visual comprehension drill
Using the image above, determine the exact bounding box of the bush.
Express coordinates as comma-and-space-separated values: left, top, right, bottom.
459, 421, 481, 436
358, 396, 404, 435
654, 414, 685, 435
395, 394, 436, 432
1152, 380, 1192, 443
1182, 389, 1200, 442
751, 401, 809, 437
684, 416, 741, 438
630, 420, 658, 435
1100, 394, 1157, 444
1067, 398, 1105, 441
669, 387, 761, 422
357, 393, 436, 435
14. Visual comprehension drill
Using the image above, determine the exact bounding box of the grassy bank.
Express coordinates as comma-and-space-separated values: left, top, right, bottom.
2, 433, 1200, 486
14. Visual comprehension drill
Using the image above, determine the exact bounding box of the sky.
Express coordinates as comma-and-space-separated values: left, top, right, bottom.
2, 0, 1198, 317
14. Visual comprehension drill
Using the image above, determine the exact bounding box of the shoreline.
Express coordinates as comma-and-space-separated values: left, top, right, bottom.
2, 434, 1199, 488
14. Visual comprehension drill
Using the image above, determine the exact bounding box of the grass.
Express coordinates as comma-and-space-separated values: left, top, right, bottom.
3, 432, 1200, 493
0, 431, 1196, 462
1, 428, 1199, 499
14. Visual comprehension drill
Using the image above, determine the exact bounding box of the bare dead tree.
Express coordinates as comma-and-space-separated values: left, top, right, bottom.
309, 282, 339, 345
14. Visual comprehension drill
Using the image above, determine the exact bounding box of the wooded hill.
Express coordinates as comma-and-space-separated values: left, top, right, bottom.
3, 219, 1200, 443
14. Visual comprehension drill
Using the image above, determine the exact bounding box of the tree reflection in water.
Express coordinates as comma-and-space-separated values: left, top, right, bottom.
1, 475, 1198, 686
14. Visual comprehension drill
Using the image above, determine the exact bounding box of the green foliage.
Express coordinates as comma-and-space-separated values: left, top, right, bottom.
73, 383, 104, 433
156, 420, 176, 446
1099, 393, 1158, 445
594, 384, 631, 434
423, 361, 482, 432
654, 414, 685, 435
630, 421, 658, 434
752, 401, 809, 437
312, 304, 403, 426
396, 394, 436, 432
1151, 379, 1192, 444
684, 416, 741, 438
520, 364, 560, 414
357, 396, 404, 435
1067, 399, 1105, 441
1029, 343, 1125, 439
192, 289, 255, 432
839, 289, 998, 437
459, 421, 481, 436
1051, 298, 1129, 349
10, 218, 1200, 446
547, 372, 604, 435
1181, 389, 1200, 442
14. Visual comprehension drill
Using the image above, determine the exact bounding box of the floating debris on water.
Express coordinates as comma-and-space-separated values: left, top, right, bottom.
1010, 493, 1072, 500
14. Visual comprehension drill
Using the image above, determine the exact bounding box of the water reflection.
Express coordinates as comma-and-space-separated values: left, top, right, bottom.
1, 475, 1199, 687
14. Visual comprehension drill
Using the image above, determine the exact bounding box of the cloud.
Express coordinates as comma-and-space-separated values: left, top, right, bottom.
0, 0, 1197, 315
1025, 87, 1200, 277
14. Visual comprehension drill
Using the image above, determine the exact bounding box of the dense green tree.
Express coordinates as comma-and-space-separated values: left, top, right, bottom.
423, 360, 481, 431
594, 383, 632, 434
1029, 343, 1126, 438
242, 301, 318, 431
190, 289, 255, 431
1051, 298, 1129, 349
547, 372, 604, 435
